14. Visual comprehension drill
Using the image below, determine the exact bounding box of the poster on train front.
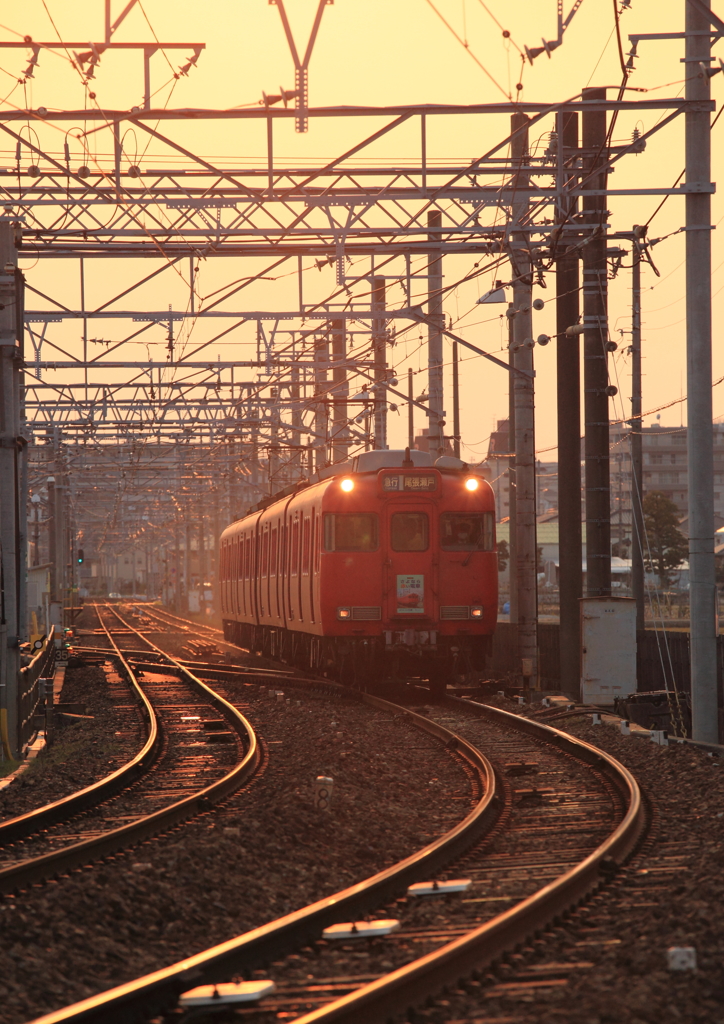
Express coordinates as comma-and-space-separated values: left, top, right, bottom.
396, 574, 425, 614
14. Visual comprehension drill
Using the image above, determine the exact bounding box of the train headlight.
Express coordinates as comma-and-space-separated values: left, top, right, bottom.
471, 605, 484, 618
337, 607, 352, 620
464, 477, 479, 492
340, 477, 354, 492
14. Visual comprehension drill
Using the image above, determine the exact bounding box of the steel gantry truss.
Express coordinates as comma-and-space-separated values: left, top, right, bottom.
6, 94, 708, 587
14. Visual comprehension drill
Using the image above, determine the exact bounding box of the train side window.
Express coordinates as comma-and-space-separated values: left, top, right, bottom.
245, 536, 251, 579
291, 519, 300, 576
391, 512, 428, 552
270, 527, 278, 576
440, 512, 494, 551
261, 531, 269, 577
324, 513, 378, 551
316, 517, 323, 572
302, 517, 311, 575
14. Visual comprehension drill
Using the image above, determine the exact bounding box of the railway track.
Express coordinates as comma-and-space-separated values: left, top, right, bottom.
27, 666, 644, 1024
0, 605, 260, 897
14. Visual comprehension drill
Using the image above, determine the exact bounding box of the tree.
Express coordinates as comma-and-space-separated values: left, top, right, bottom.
497, 539, 509, 573
612, 538, 631, 559
642, 491, 688, 588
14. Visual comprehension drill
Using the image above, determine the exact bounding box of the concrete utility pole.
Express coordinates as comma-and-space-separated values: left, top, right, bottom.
427, 210, 445, 457
509, 112, 538, 687
555, 110, 582, 700
330, 320, 348, 463
371, 277, 388, 450
507, 306, 518, 626
0, 219, 23, 755
581, 87, 611, 599
452, 341, 461, 459
685, 0, 718, 742
313, 333, 329, 471
630, 229, 645, 635
290, 365, 302, 477
408, 367, 414, 450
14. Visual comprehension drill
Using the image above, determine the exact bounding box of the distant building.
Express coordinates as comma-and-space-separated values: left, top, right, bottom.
483, 419, 559, 521
609, 420, 724, 548
414, 426, 454, 456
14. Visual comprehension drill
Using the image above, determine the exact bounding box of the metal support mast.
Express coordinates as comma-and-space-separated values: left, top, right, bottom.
427, 210, 445, 457
686, 0, 718, 742
582, 87, 611, 599
510, 113, 538, 687
331, 321, 348, 463
0, 219, 22, 756
631, 229, 645, 635
372, 277, 388, 450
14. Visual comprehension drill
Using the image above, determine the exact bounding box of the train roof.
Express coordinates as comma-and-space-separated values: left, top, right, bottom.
238, 449, 476, 520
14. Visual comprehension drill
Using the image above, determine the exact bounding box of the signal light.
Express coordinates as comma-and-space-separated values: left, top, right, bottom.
340, 478, 354, 492
464, 478, 479, 492
77, 548, 84, 564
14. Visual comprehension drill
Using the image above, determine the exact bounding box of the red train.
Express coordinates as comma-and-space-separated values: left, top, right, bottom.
219, 449, 498, 692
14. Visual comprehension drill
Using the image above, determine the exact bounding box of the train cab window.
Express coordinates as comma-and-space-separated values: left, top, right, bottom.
440, 512, 494, 551
324, 513, 378, 552
391, 512, 428, 552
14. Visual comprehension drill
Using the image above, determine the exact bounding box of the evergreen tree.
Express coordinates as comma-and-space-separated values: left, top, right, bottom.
642, 491, 688, 587
497, 539, 509, 573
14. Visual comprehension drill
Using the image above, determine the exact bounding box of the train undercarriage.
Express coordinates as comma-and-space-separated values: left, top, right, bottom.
222, 620, 491, 695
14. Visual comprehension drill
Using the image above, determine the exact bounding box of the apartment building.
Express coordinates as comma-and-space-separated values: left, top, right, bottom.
484, 419, 558, 521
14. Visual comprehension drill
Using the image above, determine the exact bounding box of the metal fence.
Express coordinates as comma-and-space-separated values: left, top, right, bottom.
488, 622, 721, 700
18, 627, 56, 752
488, 623, 561, 689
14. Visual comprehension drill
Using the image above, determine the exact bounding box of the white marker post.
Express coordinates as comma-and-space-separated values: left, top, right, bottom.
314, 775, 334, 812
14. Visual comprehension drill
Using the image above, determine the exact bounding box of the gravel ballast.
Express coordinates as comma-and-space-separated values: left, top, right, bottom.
0, 665, 474, 1024
421, 708, 724, 1024
0, 663, 143, 821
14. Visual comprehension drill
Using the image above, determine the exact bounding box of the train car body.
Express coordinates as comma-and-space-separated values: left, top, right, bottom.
219, 450, 497, 690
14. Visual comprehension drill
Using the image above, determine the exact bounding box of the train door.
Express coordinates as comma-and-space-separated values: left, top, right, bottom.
302, 512, 314, 623
270, 522, 279, 623
289, 514, 300, 623
384, 503, 436, 621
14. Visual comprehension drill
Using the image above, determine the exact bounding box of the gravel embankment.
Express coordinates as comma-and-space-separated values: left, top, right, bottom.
0, 662, 473, 1024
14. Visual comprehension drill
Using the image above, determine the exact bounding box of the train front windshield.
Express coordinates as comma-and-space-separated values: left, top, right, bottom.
439, 513, 494, 551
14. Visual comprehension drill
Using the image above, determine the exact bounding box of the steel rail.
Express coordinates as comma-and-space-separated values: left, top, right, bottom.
0, 611, 160, 846
26, 693, 500, 1024
287, 697, 645, 1024
0, 607, 260, 896
130, 603, 225, 641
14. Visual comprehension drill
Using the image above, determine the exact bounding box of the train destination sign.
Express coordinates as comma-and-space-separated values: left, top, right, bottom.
382, 474, 437, 492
